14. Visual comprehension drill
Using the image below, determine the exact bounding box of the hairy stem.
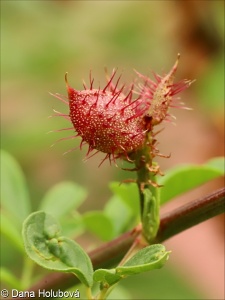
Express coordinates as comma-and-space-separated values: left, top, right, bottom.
23, 187, 224, 297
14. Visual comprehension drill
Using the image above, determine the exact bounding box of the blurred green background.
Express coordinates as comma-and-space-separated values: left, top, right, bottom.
1, 1, 224, 299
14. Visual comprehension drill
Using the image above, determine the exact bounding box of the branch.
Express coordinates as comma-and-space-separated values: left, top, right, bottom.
155, 187, 225, 243
26, 187, 225, 295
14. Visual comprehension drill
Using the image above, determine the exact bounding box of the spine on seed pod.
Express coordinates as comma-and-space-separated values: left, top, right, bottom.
51, 55, 193, 242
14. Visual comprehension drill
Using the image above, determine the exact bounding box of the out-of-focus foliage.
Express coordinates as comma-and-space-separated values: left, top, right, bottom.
2, 1, 223, 205
1, 1, 224, 299
1, 150, 224, 298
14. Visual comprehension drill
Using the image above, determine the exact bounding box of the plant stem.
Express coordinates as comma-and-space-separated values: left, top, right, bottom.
21, 257, 34, 290
86, 287, 93, 300
117, 226, 146, 266
96, 287, 108, 300
22, 187, 225, 297
155, 186, 225, 243
133, 132, 154, 215
133, 132, 160, 243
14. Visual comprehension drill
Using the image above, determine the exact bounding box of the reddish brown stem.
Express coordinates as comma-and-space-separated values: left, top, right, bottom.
23, 187, 224, 297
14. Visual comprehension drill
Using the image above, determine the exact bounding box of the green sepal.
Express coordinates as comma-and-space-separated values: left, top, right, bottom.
22, 211, 93, 287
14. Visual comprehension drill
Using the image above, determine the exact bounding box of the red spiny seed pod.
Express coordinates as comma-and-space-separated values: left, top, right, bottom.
52, 55, 192, 164
136, 54, 193, 125
66, 71, 148, 162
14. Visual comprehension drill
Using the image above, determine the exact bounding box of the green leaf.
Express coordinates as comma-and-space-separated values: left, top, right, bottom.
59, 212, 84, 238
0, 212, 24, 254
93, 269, 122, 287
22, 211, 93, 287
206, 156, 225, 173
197, 56, 224, 113
0, 267, 22, 290
116, 244, 170, 276
107, 285, 132, 300
83, 211, 114, 241
109, 182, 140, 217
158, 157, 224, 204
39, 181, 87, 219
104, 195, 133, 235
0, 149, 31, 225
